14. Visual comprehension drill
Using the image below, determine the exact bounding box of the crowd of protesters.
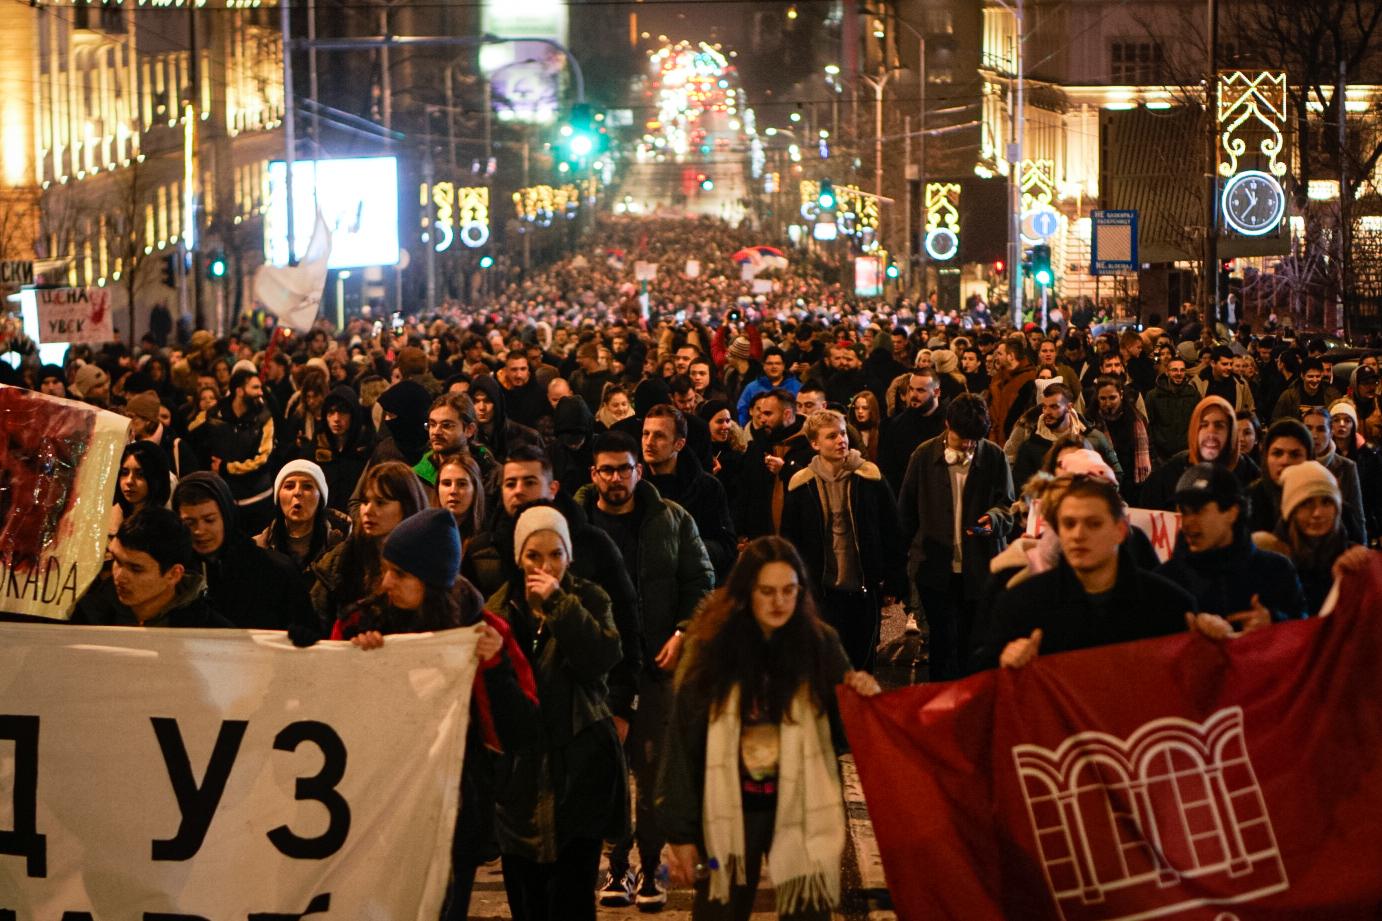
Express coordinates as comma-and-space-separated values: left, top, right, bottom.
8, 214, 1381, 921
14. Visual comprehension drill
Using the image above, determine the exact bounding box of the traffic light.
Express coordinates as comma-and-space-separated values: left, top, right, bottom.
817, 179, 837, 213
993, 259, 1006, 274
1031, 244, 1053, 286
206, 252, 227, 281
699, 174, 714, 191
558, 104, 602, 164
478, 255, 495, 269
160, 254, 177, 288
885, 262, 900, 280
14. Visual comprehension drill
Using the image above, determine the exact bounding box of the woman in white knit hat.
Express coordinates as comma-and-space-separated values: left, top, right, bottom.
488, 504, 628, 921
253, 459, 351, 572
1266, 461, 1369, 615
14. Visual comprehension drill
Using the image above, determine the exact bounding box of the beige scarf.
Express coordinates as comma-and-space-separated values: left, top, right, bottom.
702, 684, 845, 914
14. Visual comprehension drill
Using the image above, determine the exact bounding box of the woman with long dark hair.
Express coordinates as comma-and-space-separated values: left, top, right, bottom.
309, 460, 428, 630
848, 391, 882, 462
109, 440, 174, 537
434, 451, 486, 547
657, 536, 879, 921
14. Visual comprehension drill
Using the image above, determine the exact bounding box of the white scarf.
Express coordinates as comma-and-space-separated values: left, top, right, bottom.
702, 684, 845, 914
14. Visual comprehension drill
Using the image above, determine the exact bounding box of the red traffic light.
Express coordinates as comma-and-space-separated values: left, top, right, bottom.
993, 259, 1006, 274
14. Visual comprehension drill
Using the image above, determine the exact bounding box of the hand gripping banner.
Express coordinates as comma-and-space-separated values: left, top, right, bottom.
0, 624, 480, 919
840, 557, 1382, 921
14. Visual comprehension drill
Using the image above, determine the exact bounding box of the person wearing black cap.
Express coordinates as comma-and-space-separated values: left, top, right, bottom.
172, 472, 315, 636
36, 364, 68, 399
332, 507, 541, 921
1156, 461, 1307, 627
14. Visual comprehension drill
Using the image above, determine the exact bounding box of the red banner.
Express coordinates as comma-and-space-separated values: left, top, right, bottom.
840, 556, 1382, 921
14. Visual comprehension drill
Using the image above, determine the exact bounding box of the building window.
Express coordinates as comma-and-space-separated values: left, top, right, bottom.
925, 9, 953, 35
1110, 41, 1164, 84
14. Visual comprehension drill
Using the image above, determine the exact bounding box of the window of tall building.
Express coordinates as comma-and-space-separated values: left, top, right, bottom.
1110, 41, 1164, 84
925, 9, 953, 35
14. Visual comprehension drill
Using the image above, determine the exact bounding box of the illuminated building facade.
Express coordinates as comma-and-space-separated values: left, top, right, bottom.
0, 0, 283, 339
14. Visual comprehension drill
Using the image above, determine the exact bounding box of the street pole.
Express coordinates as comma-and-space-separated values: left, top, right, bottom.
1339, 57, 1351, 337
874, 75, 885, 200
904, 115, 911, 289
1007, 0, 1025, 326
280, 0, 297, 266
1204, 0, 1219, 322
423, 152, 435, 313
916, 33, 926, 299
521, 133, 531, 271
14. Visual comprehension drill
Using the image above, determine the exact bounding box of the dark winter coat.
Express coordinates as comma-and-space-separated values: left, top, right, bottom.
313, 385, 375, 512
574, 479, 715, 664
644, 450, 738, 583
735, 420, 814, 540
462, 492, 643, 721
1144, 375, 1200, 462
72, 573, 232, 628
898, 435, 1015, 595
781, 459, 906, 598
973, 547, 1195, 671
877, 403, 946, 494
1155, 525, 1307, 623
488, 573, 629, 862
206, 397, 276, 503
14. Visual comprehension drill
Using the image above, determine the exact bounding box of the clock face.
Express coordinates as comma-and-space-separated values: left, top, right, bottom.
1222, 170, 1285, 237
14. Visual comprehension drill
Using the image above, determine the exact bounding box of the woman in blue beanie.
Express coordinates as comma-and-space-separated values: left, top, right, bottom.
335, 507, 542, 920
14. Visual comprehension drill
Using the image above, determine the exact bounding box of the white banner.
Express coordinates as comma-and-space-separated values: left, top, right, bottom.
0, 623, 479, 918
0, 386, 129, 620
35, 288, 114, 345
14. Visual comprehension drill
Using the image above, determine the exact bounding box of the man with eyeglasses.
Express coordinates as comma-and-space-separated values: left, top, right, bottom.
412, 392, 489, 487
575, 431, 714, 911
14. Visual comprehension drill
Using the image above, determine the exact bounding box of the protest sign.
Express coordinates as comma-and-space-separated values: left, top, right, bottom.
841, 558, 1382, 921
35, 287, 114, 345
0, 623, 480, 919
1025, 503, 1181, 563
0, 386, 129, 620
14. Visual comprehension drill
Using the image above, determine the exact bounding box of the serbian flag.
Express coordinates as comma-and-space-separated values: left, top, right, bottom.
731, 245, 789, 277
840, 556, 1382, 921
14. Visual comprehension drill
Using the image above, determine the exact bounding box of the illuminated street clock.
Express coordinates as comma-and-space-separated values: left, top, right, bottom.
1221, 169, 1285, 237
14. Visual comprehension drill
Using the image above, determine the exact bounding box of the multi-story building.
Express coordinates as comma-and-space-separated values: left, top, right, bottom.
0, 0, 283, 342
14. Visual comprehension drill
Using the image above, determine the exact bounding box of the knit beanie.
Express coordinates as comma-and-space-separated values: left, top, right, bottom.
513, 505, 572, 565
232, 359, 259, 377
1279, 461, 1341, 522
1055, 447, 1118, 485
72, 363, 109, 397
274, 458, 329, 508
1329, 399, 1360, 434
727, 337, 751, 361
124, 390, 162, 424
382, 508, 461, 588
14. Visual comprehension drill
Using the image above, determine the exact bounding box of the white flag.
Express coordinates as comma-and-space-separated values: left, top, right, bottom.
254, 211, 332, 332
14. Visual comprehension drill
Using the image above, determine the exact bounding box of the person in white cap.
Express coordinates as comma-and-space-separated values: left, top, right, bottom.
489, 505, 628, 921
254, 459, 351, 572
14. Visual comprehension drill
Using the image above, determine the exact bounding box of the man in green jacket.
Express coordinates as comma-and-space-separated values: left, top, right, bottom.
1146, 357, 1201, 463
575, 430, 714, 911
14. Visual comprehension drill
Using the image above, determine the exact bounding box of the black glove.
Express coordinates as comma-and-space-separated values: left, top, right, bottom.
288, 623, 320, 648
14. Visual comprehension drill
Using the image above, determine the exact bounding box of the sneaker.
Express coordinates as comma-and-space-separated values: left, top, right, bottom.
598, 866, 637, 907
635, 865, 668, 912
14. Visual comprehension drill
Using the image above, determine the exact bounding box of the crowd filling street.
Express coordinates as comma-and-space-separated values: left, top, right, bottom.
5, 216, 1381, 920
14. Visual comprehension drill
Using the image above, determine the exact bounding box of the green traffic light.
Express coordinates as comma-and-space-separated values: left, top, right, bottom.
479, 255, 494, 269
885, 264, 899, 279
207, 254, 227, 280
